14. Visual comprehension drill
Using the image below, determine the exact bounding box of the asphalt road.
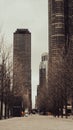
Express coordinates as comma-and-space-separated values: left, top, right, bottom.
0, 115, 73, 130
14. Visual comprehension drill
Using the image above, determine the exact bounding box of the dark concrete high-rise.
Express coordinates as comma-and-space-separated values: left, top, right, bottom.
48, 0, 65, 64
13, 29, 31, 110
48, 0, 73, 112
48, 0, 73, 65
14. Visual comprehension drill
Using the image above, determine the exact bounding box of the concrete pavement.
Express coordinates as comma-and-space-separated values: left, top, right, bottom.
0, 115, 73, 130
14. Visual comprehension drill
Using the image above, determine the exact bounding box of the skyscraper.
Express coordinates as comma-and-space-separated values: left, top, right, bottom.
48, 0, 73, 64
36, 53, 48, 110
13, 29, 31, 110
48, 0, 73, 114
39, 52, 48, 89
48, 0, 65, 64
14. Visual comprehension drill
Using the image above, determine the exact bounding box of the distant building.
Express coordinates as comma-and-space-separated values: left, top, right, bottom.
39, 52, 48, 89
36, 53, 48, 109
13, 29, 31, 110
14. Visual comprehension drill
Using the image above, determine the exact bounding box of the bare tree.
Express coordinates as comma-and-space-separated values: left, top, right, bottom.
48, 44, 73, 118
13, 57, 31, 113
0, 35, 12, 119
37, 85, 48, 114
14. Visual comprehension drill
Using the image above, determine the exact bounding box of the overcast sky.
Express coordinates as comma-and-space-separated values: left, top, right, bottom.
0, 0, 48, 108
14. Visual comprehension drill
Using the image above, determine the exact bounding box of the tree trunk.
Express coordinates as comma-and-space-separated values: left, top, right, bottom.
0, 93, 3, 119
65, 99, 68, 118
4, 101, 7, 119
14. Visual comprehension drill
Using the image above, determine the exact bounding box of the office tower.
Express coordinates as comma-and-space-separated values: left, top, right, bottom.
39, 52, 48, 89
37, 53, 48, 110
48, 0, 73, 64
48, 0, 65, 64
48, 0, 73, 114
13, 29, 31, 110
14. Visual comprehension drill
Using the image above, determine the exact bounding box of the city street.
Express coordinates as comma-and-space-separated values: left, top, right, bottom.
0, 115, 73, 130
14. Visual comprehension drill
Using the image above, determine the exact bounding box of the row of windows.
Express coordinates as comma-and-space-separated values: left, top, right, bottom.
52, 27, 65, 34
52, 16, 64, 23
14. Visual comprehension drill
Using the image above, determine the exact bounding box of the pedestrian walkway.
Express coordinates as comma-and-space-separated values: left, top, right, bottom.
0, 115, 73, 130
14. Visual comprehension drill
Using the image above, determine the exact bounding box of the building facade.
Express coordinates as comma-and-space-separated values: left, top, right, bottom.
13, 29, 31, 110
48, 0, 73, 114
37, 53, 48, 110
48, 0, 65, 65
39, 52, 48, 90
48, 0, 73, 64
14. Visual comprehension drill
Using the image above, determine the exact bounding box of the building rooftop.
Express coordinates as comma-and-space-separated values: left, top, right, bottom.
14, 29, 31, 34
41, 52, 48, 62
